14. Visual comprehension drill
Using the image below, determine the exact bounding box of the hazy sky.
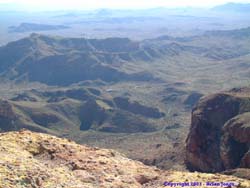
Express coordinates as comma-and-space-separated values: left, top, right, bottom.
1, 0, 250, 10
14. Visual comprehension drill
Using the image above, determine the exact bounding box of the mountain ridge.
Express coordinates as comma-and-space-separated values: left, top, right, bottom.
1, 27, 250, 86
8, 23, 70, 33
0, 33, 163, 86
213, 3, 250, 12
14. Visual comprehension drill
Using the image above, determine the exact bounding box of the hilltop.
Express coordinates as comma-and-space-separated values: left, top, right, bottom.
0, 130, 249, 188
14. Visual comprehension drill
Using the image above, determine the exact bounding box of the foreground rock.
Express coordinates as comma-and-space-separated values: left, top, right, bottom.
0, 130, 249, 188
186, 88, 250, 173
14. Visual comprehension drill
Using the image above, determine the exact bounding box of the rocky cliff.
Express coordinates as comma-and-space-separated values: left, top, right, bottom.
1, 130, 249, 188
186, 88, 250, 174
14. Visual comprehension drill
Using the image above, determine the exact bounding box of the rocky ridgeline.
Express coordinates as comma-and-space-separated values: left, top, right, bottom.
0, 130, 249, 188
186, 88, 250, 175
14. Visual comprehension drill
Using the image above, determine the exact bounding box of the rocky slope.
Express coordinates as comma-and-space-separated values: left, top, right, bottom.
0, 130, 249, 188
186, 88, 250, 174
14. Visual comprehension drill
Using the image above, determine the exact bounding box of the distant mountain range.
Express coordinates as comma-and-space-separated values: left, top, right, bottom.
213, 2, 250, 12
0, 33, 189, 86
1, 26, 250, 86
204, 27, 250, 38
8, 23, 70, 33
1, 2, 250, 13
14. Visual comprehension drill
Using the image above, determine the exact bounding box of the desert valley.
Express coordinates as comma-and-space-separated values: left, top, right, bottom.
0, 1, 250, 187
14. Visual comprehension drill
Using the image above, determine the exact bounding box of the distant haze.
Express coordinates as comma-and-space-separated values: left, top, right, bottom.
1, 0, 250, 11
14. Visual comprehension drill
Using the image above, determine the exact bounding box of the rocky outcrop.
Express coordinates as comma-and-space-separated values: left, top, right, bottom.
221, 112, 250, 169
186, 88, 250, 173
0, 130, 249, 188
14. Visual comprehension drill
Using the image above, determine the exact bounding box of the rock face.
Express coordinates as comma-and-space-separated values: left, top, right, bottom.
221, 112, 250, 169
186, 88, 250, 173
0, 130, 249, 188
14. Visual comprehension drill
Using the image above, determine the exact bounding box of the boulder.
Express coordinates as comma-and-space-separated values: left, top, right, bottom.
185, 88, 250, 172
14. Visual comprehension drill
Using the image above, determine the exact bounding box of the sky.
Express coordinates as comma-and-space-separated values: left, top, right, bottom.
0, 0, 250, 10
